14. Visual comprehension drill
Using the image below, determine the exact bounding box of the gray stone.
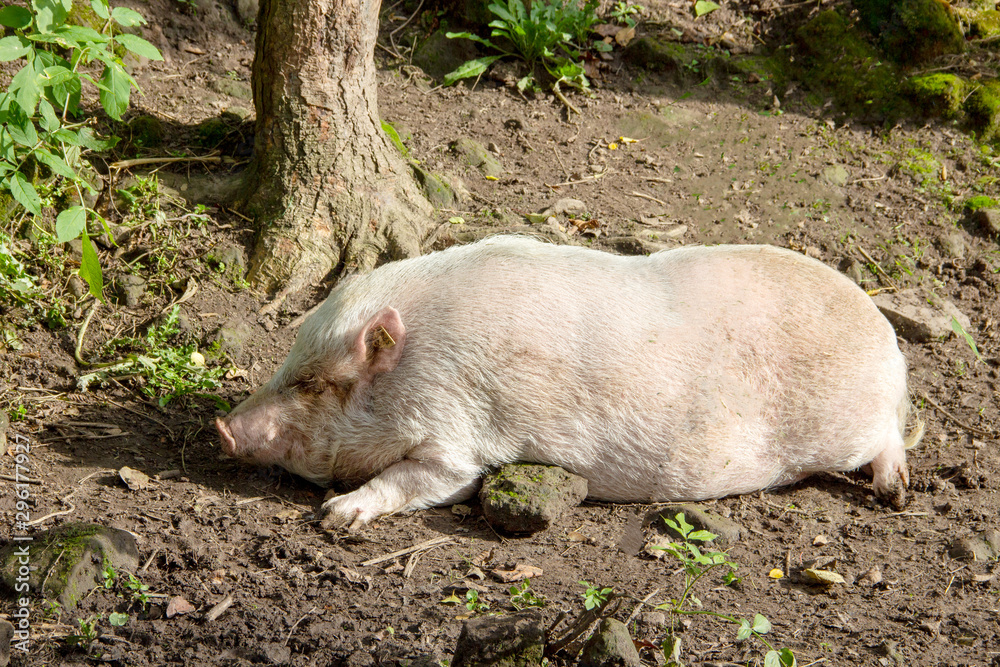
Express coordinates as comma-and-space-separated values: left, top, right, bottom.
971, 208, 1000, 237
64, 238, 83, 259
452, 610, 545, 667
451, 138, 504, 178
112, 274, 147, 308
209, 76, 253, 100
413, 30, 480, 81
843, 259, 865, 285
0, 524, 140, 609
209, 243, 247, 280
67, 275, 88, 298
480, 464, 588, 534
541, 198, 587, 218
410, 162, 456, 208
938, 232, 967, 260
871, 288, 972, 343
655, 504, 744, 546
0, 619, 10, 667
821, 164, 850, 187
579, 618, 641, 667
234, 0, 258, 25
949, 529, 1000, 561
210, 320, 252, 358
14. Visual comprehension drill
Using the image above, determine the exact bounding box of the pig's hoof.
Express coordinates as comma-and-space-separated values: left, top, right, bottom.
319, 497, 376, 533
874, 477, 907, 510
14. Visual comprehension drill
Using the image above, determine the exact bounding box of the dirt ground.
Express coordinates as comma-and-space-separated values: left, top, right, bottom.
2, 0, 1000, 665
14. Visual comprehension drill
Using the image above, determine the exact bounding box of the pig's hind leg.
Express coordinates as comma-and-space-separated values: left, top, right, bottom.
869, 433, 909, 510
320, 457, 481, 532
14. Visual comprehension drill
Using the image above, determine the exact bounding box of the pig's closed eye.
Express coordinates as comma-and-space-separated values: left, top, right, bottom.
293, 373, 327, 395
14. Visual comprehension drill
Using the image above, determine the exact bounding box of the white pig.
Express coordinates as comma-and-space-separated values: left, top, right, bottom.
216, 236, 921, 531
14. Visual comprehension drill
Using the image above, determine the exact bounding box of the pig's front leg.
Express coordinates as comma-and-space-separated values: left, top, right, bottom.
319, 459, 481, 532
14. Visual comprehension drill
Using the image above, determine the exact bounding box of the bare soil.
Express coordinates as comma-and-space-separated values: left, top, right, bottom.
3, 0, 1000, 665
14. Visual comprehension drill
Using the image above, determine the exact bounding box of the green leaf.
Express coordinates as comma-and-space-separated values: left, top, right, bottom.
765, 649, 796, 667
0, 6, 33, 29
36, 148, 79, 180
752, 614, 772, 635
11, 62, 41, 116
950, 317, 983, 361
91, 0, 110, 20
56, 206, 87, 242
32, 0, 72, 34
9, 172, 42, 216
736, 619, 752, 642
0, 128, 15, 162
98, 61, 131, 120
79, 231, 104, 300
115, 33, 164, 61
111, 6, 146, 27
5, 103, 39, 147
39, 64, 76, 90
52, 25, 109, 47
53, 128, 81, 145
445, 32, 500, 50
687, 529, 717, 543
78, 127, 118, 152
0, 36, 30, 62
38, 99, 60, 133
443, 56, 501, 86
694, 0, 720, 17
108, 612, 128, 627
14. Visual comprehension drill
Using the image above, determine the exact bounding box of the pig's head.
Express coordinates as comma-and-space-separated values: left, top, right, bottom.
215, 304, 406, 485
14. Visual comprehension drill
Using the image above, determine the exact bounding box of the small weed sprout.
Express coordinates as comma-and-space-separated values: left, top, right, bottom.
67, 616, 99, 646
108, 611, 129, 627
125, 573, 151, 609
102, 564, 117, 590
579, 580, 613, 611
652, 513, 796, 667
465, 589, 489, 613
610, 1, 643, 26
509, 579, 546, 610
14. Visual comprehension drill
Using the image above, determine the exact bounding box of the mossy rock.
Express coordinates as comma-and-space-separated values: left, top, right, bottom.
903, 73, 967, 118
0, 524, 139, 609
623, 36, 686, 72
853, 0, 964, 64
409, 161, 456, 208
794, 11, 904, 117
479, 464, 588, 533
966, 9, 1000, 38
964, 80, 1000, 141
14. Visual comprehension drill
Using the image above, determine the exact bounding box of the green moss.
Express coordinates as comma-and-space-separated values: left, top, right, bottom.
903, 73, 967, 118
964, 195, 1000, 211
623, 37, 689, 72
964, 80, 1000, 142
966, 9, 1000, 38
794, 11, 903, 117
853, 0, 964, 64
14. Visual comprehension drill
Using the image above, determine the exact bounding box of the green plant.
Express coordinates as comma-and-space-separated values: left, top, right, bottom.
78, 306, 227, 407
108, 611, 128, 626
124, 573, 150, 608
610, 1, 643, 26
653, 513, 796, 667
465, 589, 489, 613
445, 0, 602, 92
67, 615, 99, 646
101, 564, 116, 589
0, 231, 38, 304
579, 580, 613, 611
509, 579, 546, 610
0, 0, 163, 299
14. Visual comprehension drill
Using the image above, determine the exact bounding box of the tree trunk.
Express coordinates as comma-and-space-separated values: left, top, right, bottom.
236, 0, 432, 296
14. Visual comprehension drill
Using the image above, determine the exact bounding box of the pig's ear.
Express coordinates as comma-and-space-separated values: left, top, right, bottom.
354, 307, 406, 376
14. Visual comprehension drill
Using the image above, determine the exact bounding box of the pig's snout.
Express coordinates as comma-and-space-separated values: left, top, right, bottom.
216, 417, 238, 457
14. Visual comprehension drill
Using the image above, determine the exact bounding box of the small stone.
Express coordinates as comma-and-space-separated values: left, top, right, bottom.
937, 232, 966, 260
480, 464, 588, 533
821, 164, 850, 187
813, 534, 830, 546
452, 610, 545, 667
657, 504, 744, 546
970, 208, 1000, 237
541, 198, 588, 218
67, 275, 88, 298
579, 618, 641, 667
450, 137, 504, 178
0, 412, 7, 453
166, 596, 195, 618
112, 274, 147, 308
804, 568, 846, 586
119, 466, 151, 491
871, 288, 972, 343
858, 565, 883, 587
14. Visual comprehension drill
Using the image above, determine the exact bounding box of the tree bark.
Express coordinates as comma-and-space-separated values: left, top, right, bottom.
236, 0, 432, 296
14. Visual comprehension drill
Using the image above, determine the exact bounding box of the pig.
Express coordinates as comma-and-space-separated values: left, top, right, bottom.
216, 236, 922, 531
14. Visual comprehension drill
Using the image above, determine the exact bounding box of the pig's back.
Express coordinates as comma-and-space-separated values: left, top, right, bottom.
369, 238, 906, 502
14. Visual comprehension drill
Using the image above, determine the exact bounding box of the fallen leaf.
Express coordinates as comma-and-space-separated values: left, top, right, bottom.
566, 530, 594, 544
440, 593, 463, 605
119, 466, 150, 491
804, 568, 846, 585
491, 562, 543, 583
813, 534, 830, 546
166, 596, 195, 618
275, 509, 301, 522
615, 26, 636, 47
593, 23, 623, 38
190, 351, 205, 367
768, 568, 784, 579
452, 504, 472, 517
644, 535, 673, 559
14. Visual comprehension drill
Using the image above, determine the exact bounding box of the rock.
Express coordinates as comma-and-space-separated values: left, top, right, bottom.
208, 243, 247, 280
871, 288, 971, 343
821, 165, 850, 187
410, 162, 457, 208
119, 466, 151, 491
480, 464, 588, 533
858, 565, 883, 587
0, 619, 11, 667
67, 275, 88, 298
210, 320, 252, 358
937, 232, 966, 260
64, 238, 83, 259
579, 618, 641, 667
127, 115, 164, 149
970, 208, 1000, 237
843, 259, 865, 285
166, 596, 195, 618
234, 0, 258, 25
0, 524, 140, 609
655, 503, 744, 546
208, 76, 252, 100
412, 30, 480, 81
451, 138, 504, 179
949, 529, 1000, 561
452, 610, 545, 667
541, 198, 588, 218
112, 274, 147, 308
